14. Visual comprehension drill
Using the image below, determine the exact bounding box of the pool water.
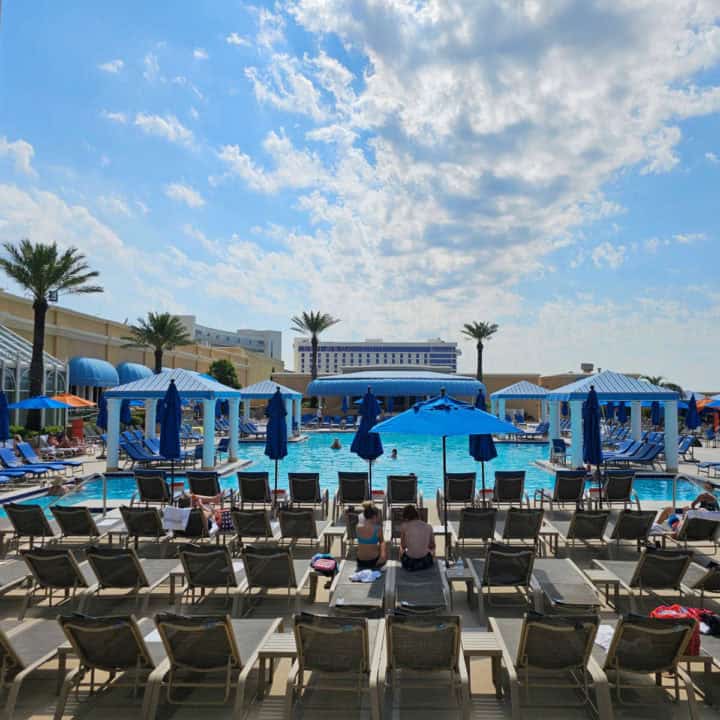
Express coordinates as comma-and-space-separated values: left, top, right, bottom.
5, 433, 699, 513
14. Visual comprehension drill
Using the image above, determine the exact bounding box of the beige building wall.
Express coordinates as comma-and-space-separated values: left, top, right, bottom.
0, 290, 283, 386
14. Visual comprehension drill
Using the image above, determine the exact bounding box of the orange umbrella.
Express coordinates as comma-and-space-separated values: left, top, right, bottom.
696, 397, 713, 411
52, 393, 96, 408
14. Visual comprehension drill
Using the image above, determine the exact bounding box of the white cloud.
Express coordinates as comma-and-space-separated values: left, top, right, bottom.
673, 232, 705, 244
98, 194, 132, 216
98, 59, 124, 73
257, 8, 285, 48
193, 48, 208, 60
0, 137, 36, 177
189, 107, 200, 120
226, 32, 251, 47
100, 109, 127, 124
165, 183, 205, 208
591, 242, 626, 269
134, 113, 193, 146
143, 52, 160, 82
706, 152, 719, 164
246, 55, 326, 121
135, 200, 150, 215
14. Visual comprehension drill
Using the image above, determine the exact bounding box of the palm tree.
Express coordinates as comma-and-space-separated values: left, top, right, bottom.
641, 375, 683, 395
291, 311, 340, 379
123, 313, 193, 373
0, 240, 102, 430
461, 321, 499, 381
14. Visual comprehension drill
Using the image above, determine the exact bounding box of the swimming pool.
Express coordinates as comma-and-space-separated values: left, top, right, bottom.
5, 432, 700, 513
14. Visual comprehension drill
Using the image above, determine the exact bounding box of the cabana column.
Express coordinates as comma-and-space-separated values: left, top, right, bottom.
498, 398, 506, 421
548, 400, 560, 445
285, 398, 293, 438
664, 400, 679, 472
144, 398, 157, 439
106, 398, 122, 471
202, 398, 215, 469
294, 398, 301, 435
228, 397, 240, 462
630, 401, 642, 441
570, 400, 584, 468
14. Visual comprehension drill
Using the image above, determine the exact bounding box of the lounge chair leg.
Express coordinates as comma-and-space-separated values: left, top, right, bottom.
53, 667, 81, 720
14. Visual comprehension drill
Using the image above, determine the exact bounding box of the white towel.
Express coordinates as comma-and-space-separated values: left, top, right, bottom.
594, 624, 614, 652
162, 506, 192, 531
350, 569, 382, 583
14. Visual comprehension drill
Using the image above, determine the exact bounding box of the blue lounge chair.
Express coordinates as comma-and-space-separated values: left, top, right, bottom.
17, 442, 83, 472
550, 438, 567, 464
678, 435, 696, 462
603, 441, 643, 461
241, 422, 266, 438
0, 448, 54, 476
121, 441, 164, 468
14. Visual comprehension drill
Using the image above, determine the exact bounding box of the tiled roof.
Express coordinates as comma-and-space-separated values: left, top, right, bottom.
104, 368, 241, 399
547, 370, 679, 401
491, 380, 548, 399
239, 380, 302, 398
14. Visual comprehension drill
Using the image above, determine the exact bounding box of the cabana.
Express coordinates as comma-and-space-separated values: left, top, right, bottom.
307, 370, 484, 402
490, 380, 548, 421
238, 380, 303, 436
546, 371, 680, 471
103, 368, 243, 470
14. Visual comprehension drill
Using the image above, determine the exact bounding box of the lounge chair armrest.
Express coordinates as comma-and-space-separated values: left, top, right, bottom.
586, 656, 612, 720
285, 659, 300, 720
328, 559, 345, 596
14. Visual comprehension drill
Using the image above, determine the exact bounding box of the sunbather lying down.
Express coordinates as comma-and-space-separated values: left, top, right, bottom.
657, 482, 719, 527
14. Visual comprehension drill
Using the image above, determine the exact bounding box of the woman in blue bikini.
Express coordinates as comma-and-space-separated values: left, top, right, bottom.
355, 502, 387, 569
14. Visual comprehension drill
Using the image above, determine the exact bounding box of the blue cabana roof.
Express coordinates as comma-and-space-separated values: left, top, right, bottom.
116, 362, 153, 384
104, 368, 242, 399
547, 370, 679, 402
491, 380, 548, 400
69, 357, 119, 387
239, 380, 302, 399
307, 370, 484, 398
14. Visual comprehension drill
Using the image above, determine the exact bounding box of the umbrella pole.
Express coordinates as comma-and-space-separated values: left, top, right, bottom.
480, 461, 487, 508
368, 460, 372, 498
274, 459, 278, 518
443, 435, 449, 561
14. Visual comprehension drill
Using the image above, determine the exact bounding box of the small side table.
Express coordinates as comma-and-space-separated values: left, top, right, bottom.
256, 632, 297, 698
585, 568, 620, 607
461, 630, 503, 698
446, 561, 476, 609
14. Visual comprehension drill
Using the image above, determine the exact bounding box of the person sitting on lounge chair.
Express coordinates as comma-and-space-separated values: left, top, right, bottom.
355, 502, 387, 569
400, 504, 435, 571
658, 482, 719, 527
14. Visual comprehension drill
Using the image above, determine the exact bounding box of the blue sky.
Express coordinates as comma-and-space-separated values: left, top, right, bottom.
1, 0, 719, 388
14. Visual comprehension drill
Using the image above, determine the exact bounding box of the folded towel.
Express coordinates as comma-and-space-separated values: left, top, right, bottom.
594, 624, 614, 651
350, 569, 382, 583
162, 506, 192, 531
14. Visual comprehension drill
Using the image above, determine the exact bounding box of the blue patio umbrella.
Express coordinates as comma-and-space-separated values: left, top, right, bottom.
561, 401, 569, 418
96, 395, 108, 431
120, 400, 133, 426
686, 394, 701, 431
372, 390, 519, 558
386, 396, 394, 414
0, 390, 10, 442
0, 391, 9, 444
341, 396, 349, 414
616, 401, 628, 425
651, 400, 661, 427
8, 396, 71, 410
474, 389, 486, 411
582, 386, 603, 503
159, 379, 182, 482
265, 388, 288, 510
469, 433, 497, 507
350, 388, 384, 493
